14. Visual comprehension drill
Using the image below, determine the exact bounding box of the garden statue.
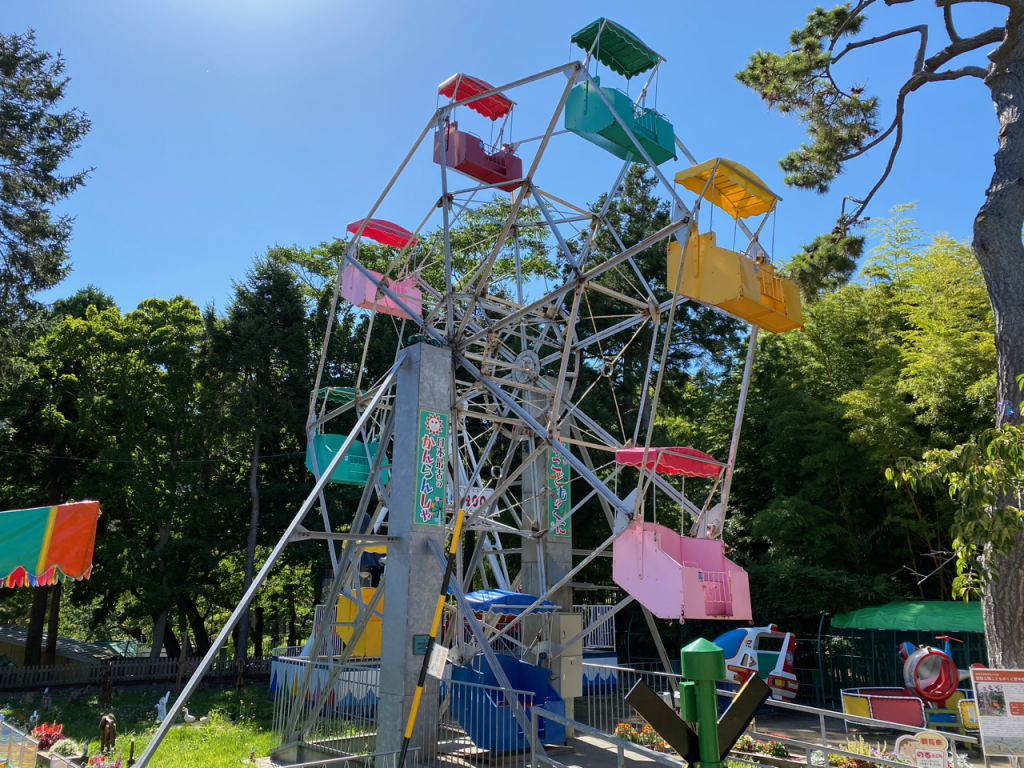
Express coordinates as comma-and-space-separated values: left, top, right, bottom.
41, 688, 51, 710
99, 713, 117, 753
154, 691, 169, 723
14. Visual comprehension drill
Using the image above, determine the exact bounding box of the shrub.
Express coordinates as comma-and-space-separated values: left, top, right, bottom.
31, 722, 66, 751
51, 738, 81, 757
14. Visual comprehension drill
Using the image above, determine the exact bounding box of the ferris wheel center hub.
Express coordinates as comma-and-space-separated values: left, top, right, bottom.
513, 350, 541, 383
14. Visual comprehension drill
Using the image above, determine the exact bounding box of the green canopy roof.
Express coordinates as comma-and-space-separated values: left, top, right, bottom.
571, 18, 662, 78
831, 601, 983, 633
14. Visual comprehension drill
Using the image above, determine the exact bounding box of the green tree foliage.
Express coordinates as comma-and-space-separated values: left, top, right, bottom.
205, 258, 310, 660
894, 425, 1024, 600
0, 31, 91, 353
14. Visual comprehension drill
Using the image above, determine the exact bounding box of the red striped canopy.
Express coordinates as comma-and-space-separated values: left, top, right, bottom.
438, 74, 514, 121
346, 219, 419, 249
615, 447, 722, 478
0, 501, 100, 588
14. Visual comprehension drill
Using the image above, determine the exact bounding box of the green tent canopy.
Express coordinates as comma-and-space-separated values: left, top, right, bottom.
570, 18, 662, 78
831, 601, 983, 633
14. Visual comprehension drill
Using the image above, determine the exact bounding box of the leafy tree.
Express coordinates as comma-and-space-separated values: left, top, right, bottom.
206, 258, 310, 660
0, 31, 91, 360
895, 424, 1024, 668
737, 3, 1024, 670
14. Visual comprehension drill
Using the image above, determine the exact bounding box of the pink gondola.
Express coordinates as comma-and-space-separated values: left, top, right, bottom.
612, 445, 750, 621
613, 521, 751, 621
340, 264, 422, 321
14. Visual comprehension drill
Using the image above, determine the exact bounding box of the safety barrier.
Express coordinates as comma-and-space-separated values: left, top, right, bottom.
574, 663, 682, 735
275, 747, 420, 768
530, 706, 685, 768
574, 663, 978, 766
271, 658, 380, 756
436, 675, 535, 766
572, 605, 616, 650
0, 720, 39, 768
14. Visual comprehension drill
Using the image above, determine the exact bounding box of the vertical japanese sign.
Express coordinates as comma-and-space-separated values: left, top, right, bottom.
547, 450, 571, 537
972, 668, 1024, 756
415, 410, 448, 526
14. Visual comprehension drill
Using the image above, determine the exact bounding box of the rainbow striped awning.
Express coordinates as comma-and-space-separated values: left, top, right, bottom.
0, 501, 100, 588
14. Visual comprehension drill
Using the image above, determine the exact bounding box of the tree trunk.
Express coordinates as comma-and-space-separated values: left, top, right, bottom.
974, 61, 1024, 680
45, 581, 62, 665
150, 522, 173, 660
150, 611, 168, 659
253, 606, 264, 659
163, 621, 181, 660
23, 586, 49, 667
187, 603, 211, 656
236, 426, 261, 661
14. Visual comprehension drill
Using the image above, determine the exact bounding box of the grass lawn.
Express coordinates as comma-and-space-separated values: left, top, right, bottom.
1, 684, 276, 767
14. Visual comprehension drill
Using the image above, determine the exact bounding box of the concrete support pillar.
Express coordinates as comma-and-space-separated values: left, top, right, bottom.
378, 343, 452, 759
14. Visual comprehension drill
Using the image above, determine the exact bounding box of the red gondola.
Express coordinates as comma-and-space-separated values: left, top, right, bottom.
435, 73, 523, 191
434, 122, 523, 192
614, 446, 722, 478
346, 218, 418, 249
437, 73, 514, 121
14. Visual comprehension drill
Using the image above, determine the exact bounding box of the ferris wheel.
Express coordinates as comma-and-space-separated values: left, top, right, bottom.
138, 17, 805, 767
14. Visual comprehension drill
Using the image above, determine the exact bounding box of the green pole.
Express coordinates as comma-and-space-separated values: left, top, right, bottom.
681, 638, 726, 768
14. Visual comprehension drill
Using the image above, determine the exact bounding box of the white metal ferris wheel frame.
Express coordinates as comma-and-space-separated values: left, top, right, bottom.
136, 55, 774, 767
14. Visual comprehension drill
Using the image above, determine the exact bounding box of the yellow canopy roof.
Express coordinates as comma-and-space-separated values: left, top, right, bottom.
674, 158, 780, 219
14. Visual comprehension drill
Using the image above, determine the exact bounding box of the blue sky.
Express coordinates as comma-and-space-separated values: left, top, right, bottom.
7, 0, 1003, 312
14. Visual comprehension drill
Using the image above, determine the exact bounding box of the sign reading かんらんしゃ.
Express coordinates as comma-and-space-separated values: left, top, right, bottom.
415, 410, 448, 526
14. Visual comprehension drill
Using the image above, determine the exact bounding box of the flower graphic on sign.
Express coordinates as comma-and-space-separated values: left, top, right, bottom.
425, 413, 444, 435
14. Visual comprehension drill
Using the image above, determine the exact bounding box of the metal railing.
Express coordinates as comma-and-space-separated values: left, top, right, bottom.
0, 719, 39, 768
276, 747, 420, 768
700, 571, 733, 613
273, 646, 308, 658
572, 605, 616, 650
575, 663, 682, 735
271, 658, 380, 756
575, 663, 977, 767
530, 706, 685, 768
436, 675, 535, 766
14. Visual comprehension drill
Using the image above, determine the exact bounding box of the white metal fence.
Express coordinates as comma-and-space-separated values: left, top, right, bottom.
271, 657, 380, 756
275, 747, 421, 768
572, 605, 616, 650
0, 719, 39, 768
436, 675, 535, 766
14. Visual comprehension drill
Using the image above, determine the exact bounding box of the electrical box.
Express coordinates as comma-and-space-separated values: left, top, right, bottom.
552, 654, 583, 699
550, 612, 583, 698
555, 612, 583, 657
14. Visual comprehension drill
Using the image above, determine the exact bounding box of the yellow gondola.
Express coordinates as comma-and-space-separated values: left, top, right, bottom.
667, 158, 804, 333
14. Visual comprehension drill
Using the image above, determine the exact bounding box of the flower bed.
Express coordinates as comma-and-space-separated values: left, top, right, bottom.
32, 721, 67, 751
615, 722, 668, 753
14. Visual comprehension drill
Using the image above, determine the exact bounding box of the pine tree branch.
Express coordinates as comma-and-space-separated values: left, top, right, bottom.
834, 25, 931, 72
923, 25, 1003, 70
837, 26, 999, 163
846, 65, 987, 219
942, 3, 962, 42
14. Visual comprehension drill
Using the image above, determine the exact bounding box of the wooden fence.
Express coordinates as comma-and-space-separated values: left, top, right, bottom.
0, 656, 272, 690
